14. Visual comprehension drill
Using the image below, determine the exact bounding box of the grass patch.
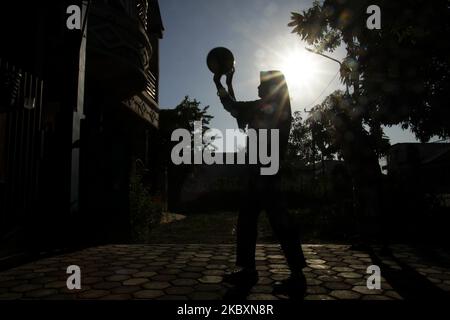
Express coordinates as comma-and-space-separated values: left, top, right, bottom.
146, 209, 357, 245
147, 211, 279, 244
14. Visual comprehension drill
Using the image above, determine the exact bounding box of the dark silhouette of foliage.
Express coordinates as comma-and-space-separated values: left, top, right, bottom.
158, 96, 214, 212
289, 0, 450, 142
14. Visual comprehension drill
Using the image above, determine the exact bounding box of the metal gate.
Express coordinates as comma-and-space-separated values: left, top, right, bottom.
0, 58, 44, 240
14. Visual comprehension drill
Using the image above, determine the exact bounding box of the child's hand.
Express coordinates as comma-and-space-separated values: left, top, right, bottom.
226, 67, 235, 86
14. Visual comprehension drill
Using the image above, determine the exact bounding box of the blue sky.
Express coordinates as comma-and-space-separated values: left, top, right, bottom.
158, 0, 420, 150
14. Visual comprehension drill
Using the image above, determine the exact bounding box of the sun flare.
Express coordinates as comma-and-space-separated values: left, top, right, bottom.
279, 49, 318, 88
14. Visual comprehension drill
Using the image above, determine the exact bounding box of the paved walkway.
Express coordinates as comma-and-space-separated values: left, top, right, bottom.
0, 244, 449, 300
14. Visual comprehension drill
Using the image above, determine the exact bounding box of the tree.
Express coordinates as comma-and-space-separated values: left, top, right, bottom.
305, 90, 391, 241
159, 96, 214, 160
288, 1, 450, 241
307, 91, 390, 161
288, 111, 318, 164
158, 96, 214, 211
289, 0, 450, 142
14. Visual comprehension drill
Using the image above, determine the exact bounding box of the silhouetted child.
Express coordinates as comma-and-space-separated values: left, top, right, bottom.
214, 69, 307, 297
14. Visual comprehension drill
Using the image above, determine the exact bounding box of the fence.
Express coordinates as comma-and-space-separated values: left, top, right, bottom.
0, 59, 44, 237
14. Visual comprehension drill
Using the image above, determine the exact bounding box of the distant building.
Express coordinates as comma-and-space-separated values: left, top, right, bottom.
386, 143, 450, 206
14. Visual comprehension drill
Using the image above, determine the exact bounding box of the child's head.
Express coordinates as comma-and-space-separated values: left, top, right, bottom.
258, 70, 290, 102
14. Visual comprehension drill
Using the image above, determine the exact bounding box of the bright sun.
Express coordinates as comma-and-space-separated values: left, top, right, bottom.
279, 49, 318, 87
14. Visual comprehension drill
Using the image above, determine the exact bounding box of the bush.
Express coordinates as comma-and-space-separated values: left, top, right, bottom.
129, 172, 162, 243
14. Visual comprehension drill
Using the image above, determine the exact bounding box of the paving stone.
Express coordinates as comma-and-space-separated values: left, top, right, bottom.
133, 272, 157, 278
342, 259, 363, 265
309, 264, 331, 270
196, 259, 212, 263
195, 284, 222, 292
317, 275, 341, 282
78, 290, 110, 299
159, 269, 181, 275
307, 286, 329, 294
269, 269, 290, 275
189, 291, 222, 300
11, 283, 42, 293
252, 285, 273, 294
0, 275, 15, 282
43, 294, 77, 300
199, 276, 222, 284
81, 277, 103, 285
332, 267, 354, 272
115, 269, 139, 275
134, 290, 164, 299
267, 255, 284, 260
247, 294, 279, 300
105, 275, 131, 282
89, 271, 113, 278
362, 295, 393, 300
196, 254, 213, 258
256, 265, 268, 271
338, 272, 363, 279
211, 256, 229, 261
183, 266, 204, 273
111, 286, 141, 294
321, 257, 341, 262
178, 272, 202, 279
323, 281, 352, 290
0, 292, 23, 300
271, 274, 289, 281
306, 259, 326, 264
330, 290, 361, 299
206, 264, 227, 270
171, 279, 198, 286
269, 264, 288, 269
25, 289, 58, 298
0, 243, 446, 301
437, 283, 450, 291
188, 262, 208, 267
430, 273, 450, 280
0, 280, 28, 288
203, 270, 224, 276
258, 277, 274, 285
344, 278, 366, 286
92, 282, 121, 290
99, 294, 132, 300
257, 271, 271, 277
157, 295, 189, 300
165, 286, 194, 295
33, 267, 59, 273
305, 295, 336, 300
327, 262, 348, 267
15, 272, 44, 280
142, 281, 171, 290
350, 264, 369, 270
151, 274, 177, 282
384, 290, 403, 300
352, 286, 383, 295
306, 278, 323, 286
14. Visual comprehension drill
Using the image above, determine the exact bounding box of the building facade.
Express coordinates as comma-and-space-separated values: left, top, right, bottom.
0, 0, 164, 264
